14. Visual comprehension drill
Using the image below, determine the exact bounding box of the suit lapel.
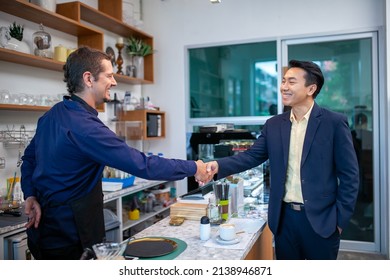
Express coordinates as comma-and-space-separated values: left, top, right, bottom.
281, 113, 292, 167
301, 103, 321, 166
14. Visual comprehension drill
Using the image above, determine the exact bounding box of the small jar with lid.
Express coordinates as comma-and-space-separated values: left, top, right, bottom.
199, 216, 211, 241
32, 23, 53, 59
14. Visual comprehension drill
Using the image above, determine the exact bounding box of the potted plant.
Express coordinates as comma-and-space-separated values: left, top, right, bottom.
125, 37, 154, 57
1, 22, 30, 54
9, 22, 24, 41
125, 37, 155, 79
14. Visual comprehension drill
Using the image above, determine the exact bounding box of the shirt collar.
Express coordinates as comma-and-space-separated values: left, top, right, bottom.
66, 94, 97, 115
290, 102, 315, 123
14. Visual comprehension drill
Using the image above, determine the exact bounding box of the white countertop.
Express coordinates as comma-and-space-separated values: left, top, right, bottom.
131, 216, 267, 260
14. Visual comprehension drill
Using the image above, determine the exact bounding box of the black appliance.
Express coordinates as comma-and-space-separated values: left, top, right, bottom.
187, 131, 256, 193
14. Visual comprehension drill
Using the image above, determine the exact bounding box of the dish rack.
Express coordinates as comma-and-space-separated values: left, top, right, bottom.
0, 125, 35, 148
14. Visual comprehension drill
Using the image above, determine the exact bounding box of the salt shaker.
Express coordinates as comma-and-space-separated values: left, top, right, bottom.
200, 216, 210, 241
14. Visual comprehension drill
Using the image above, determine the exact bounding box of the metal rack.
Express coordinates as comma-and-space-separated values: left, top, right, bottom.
0, 125, 34, 148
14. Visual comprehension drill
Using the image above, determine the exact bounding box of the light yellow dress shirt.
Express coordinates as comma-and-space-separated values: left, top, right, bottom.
284, 102, 314, 204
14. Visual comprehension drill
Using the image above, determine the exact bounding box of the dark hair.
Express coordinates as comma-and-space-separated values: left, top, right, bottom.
288, 60, 324, 98
63, 46, 111, 94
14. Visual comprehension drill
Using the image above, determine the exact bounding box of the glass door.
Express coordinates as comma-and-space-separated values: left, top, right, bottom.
281, 32, 379, 252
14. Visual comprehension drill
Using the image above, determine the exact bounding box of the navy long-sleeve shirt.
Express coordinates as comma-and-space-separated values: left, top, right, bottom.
21, 96, 196, 248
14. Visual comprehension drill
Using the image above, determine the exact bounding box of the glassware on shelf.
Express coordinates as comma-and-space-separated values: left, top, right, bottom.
0, 89, 11, 104
32, 23, 53, 59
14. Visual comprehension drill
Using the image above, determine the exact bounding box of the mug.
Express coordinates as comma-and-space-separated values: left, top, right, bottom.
219, 223, 236, 241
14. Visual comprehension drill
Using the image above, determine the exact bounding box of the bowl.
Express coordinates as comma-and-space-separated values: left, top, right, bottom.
92, 242, 126, 260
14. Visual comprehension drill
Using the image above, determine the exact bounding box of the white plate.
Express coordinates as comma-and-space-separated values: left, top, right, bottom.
215, 235, 241, 245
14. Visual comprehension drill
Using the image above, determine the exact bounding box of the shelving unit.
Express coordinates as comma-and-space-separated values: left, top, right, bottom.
0, 0, 104, 49
0, 0, 155, 112
117, 109, 166, 140
56, 0, 154, 83
0, 47, 151, 85
103, 178, 173, 242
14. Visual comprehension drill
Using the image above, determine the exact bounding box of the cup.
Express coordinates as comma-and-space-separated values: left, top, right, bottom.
54, 45, 67, 62
219, 223, 236, 241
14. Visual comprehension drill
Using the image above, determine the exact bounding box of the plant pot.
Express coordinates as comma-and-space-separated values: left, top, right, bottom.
132, 56, 144, 80
4, 38, 31, 54
30, 0, 57, 13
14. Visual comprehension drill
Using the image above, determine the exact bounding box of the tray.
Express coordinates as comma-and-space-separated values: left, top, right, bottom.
124, 237, 178, 258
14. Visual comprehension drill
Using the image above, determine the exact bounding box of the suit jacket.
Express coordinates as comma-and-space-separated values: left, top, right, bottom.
216, 103, 359, 238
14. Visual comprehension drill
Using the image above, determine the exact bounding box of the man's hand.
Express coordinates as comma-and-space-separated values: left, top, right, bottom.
24, 196, 41, 229
206, 161, 219, 177
194, 160, 214, 186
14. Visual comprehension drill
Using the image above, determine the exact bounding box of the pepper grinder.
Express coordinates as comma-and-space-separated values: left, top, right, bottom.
200, 216, 211, 241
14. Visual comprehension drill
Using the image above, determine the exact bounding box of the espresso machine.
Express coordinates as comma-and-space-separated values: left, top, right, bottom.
186, 131, 257, 193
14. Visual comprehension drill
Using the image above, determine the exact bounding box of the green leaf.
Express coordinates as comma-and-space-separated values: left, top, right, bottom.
125, 37, 155, 57
9, 22, 24, 41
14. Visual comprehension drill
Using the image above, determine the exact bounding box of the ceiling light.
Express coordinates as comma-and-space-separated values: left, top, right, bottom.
210, 0, 221, 3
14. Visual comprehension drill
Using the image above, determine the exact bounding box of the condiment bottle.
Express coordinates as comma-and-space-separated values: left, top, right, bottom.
200, 216, 210, 241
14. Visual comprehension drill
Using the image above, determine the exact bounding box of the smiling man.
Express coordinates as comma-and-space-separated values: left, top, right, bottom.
206, 60, 359, 259
21, 46, 210, 260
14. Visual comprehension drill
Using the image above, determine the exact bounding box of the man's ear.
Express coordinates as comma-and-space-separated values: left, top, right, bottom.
308, 84, 317, 96
83, 71, 93, 88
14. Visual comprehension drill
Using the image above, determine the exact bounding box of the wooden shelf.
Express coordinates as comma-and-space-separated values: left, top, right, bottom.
118, 109, 166, 140
0, 0, 104, 50
114, 74, 153, 85
0, 0, 155, 114
0, 0, 154, 84
0, 103, 108, 113
0, 48, 64, 71
0, 103, 50, 112
0, 48, 152, 86
56, 1, 154, 83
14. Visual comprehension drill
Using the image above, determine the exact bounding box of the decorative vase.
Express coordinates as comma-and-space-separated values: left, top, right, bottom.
30, 0, 57, 13
4, 37, 31, 54
132, 56, 144, 80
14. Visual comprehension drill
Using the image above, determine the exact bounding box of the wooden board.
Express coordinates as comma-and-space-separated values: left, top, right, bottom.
170, 203, 208, 221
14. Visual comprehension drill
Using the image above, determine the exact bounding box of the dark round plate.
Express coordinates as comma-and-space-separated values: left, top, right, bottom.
124, 237, 178, 258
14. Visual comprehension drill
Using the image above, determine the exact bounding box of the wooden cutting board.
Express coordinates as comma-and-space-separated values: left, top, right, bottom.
170, 203, 208, 220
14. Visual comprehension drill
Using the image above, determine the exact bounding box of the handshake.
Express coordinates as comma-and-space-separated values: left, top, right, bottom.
194, 160, 219, 186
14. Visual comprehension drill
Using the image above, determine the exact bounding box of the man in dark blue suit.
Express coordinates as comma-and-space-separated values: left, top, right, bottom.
206, 60, 359, 260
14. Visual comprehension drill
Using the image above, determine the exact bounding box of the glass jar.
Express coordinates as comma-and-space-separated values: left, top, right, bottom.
207, 195, 221, 224
32, 23, 52, 58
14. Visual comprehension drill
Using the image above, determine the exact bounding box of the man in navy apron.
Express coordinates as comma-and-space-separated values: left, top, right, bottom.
21, 46, 210, 260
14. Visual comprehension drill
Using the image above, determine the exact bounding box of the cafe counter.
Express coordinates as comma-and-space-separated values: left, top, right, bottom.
130, 215, 273, 260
